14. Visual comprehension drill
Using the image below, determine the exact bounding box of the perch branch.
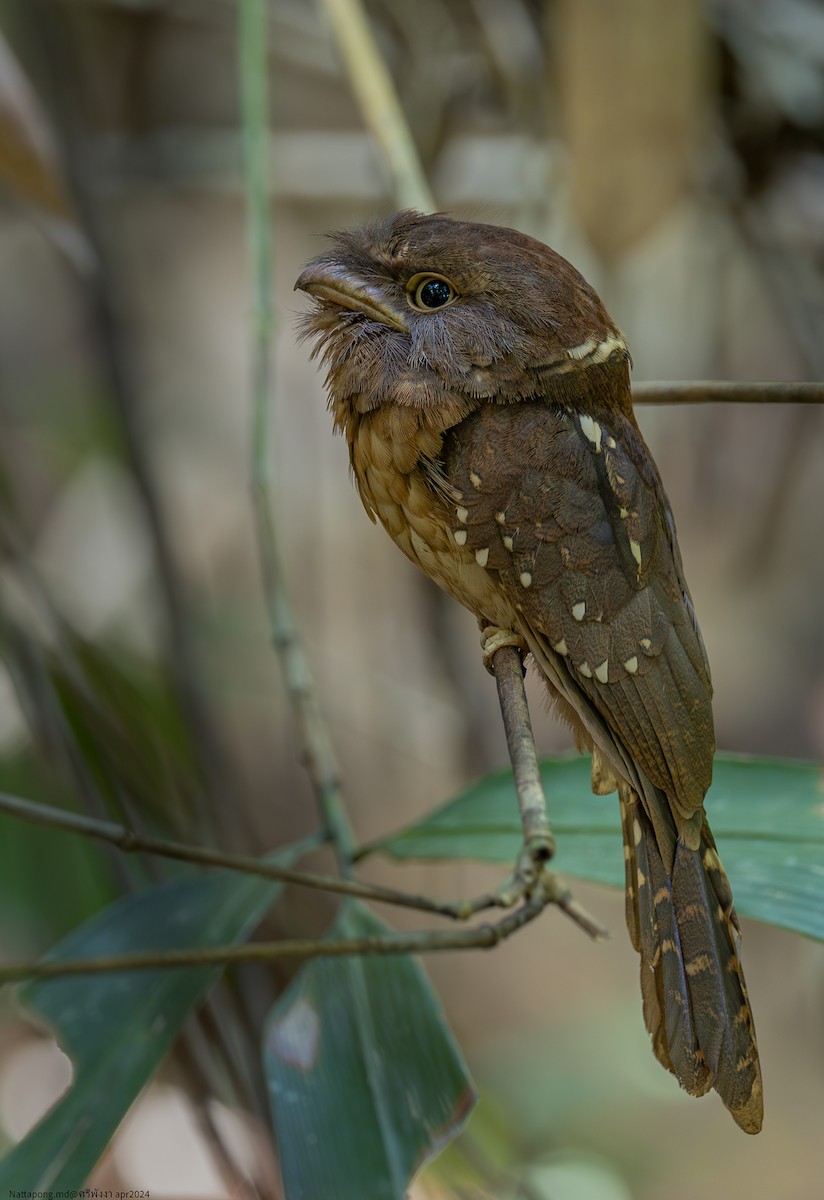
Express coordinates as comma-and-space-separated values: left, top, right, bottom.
633, 381, 824, 405
490, 644, 554, 862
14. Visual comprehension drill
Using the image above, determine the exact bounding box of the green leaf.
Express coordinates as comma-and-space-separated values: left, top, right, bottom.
264, 901, 475, 1200
0, 848, 297, 1191
367, 754, 824, 941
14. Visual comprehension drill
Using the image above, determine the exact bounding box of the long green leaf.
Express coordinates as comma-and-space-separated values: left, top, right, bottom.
264, 901, 475, 1200
367, 754, 824, 940
0, 849, 297, 1190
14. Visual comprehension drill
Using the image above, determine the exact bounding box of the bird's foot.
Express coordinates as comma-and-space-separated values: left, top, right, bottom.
479, 625, 528, 674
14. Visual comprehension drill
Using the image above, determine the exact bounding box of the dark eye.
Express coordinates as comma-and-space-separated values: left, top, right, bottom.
407, 273, 457, 312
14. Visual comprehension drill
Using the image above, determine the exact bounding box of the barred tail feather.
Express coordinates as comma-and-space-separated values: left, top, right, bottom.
620, 785, 763, 1133
674, 819, 763, 1132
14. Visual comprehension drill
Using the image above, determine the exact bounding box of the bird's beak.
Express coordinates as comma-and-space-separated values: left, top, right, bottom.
294, 261, 408, 332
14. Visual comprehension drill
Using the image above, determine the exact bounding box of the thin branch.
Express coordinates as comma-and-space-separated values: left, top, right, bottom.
0, 791, 469, 919
454, 637, 606, 937
632, 381, 824, 405
0, 885, 607, 985
240, 0, 358, 876
320, 0, 436, 212
490, 645, 554, 861
252, 508, 358, 870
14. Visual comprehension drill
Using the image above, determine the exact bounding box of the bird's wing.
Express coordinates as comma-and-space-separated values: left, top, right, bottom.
443, 401, 714, 821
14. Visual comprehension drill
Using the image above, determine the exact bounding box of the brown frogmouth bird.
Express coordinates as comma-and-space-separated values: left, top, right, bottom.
295, 211, 763, 1133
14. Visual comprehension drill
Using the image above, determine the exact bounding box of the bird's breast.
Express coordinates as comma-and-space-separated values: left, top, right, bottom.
347, 403, 515, 627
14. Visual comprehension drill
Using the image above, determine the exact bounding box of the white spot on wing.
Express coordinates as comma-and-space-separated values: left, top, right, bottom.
623, 655, 638, 674
469, 471, 481, 488
595, 659, 609, 683
475, 547, 489, 567
519, 571, 532, 588
503, 535, 514, 551
578, 661, 592, 677
579, 414, 602, 453
554, 638, 568, 656
640, 637, 652, 650
572, 601, 586, 621
454, 529, 467, 546
456, 506, 468, 523
629, 538, 642, 567
495, 511, 505, 525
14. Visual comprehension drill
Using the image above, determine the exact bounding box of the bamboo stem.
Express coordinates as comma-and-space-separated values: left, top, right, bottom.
321, 0, 435, 211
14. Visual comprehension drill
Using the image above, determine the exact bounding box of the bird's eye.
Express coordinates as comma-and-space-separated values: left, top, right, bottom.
407, 273, 457, 312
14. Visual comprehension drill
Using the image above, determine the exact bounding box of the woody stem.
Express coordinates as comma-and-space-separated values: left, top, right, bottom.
489, 644, 555, 865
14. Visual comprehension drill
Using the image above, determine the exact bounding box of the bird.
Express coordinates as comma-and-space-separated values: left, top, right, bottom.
295, 210, 763, 1134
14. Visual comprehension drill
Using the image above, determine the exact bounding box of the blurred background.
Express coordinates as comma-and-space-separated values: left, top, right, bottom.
0, 0, 823, 1196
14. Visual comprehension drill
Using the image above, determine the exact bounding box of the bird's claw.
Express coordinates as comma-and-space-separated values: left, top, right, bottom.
479, 625, 528, 674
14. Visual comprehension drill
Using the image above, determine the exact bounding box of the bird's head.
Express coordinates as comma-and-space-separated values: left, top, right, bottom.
295, 210, 630, 418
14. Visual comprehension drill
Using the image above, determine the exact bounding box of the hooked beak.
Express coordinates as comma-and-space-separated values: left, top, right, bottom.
294, 261, 408, 332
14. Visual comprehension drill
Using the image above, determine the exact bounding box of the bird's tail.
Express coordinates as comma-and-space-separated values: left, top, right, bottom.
619, 784, 763, 1133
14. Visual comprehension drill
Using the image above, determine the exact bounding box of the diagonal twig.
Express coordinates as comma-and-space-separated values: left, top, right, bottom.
321, 0, 435, 211
0, 789, 482, 920
0, 883, 608, 986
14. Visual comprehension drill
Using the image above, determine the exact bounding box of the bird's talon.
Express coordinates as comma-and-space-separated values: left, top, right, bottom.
480, 625, 528, 674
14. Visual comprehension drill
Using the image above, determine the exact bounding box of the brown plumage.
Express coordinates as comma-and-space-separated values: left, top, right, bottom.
295, 210, 763, 1133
